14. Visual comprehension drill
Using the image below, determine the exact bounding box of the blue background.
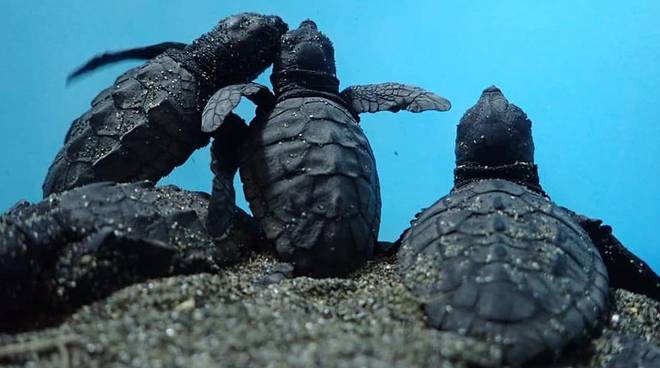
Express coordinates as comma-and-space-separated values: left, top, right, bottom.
2, 1, 658, 270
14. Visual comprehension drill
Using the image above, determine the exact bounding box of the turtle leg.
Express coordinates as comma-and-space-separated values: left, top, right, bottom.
574, 213, 660, 301
207, 113, 265, 253
339, 83, 451, 116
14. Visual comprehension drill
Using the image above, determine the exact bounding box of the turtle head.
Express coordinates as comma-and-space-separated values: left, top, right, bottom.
454, 86, 545, 194
456, 86, 534, 166
215, 13, 288, 50
203, 13, 288, 86
271, 20, 339, 96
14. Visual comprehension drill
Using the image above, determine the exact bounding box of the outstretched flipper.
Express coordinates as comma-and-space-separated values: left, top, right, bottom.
66, 41, 187, 84
201, 83, 274, 133
576, 214, 660, 301
339, 83, 451, 115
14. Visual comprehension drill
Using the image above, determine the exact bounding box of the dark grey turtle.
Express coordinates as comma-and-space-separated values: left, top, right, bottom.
396, 86, 660, 366
0, 177, 261, 326
42, 13, 288, 196
201, 20, 451, 277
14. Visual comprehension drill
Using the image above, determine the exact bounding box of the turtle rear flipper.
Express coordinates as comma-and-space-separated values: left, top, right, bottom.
574, 213, 660, 301
339, 83, 451, 115
66, 42, 187, 84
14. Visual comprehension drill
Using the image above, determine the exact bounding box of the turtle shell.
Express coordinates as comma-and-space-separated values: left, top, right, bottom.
240, 96, 380, 276
397, 179, 609, 366
42, 55, 208, 198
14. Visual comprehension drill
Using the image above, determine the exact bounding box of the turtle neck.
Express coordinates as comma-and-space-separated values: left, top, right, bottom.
453, 161, 547, 197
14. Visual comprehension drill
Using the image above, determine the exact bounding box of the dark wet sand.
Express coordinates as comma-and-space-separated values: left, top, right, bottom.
1, 254, 658, 367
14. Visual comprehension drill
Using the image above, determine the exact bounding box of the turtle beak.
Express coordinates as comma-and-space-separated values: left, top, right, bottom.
479, 85, 509, 112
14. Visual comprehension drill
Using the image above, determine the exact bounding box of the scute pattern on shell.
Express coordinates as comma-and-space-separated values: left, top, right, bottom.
397, 179, 609, 366
43, 56, 206, 196
240, 97, 381, 276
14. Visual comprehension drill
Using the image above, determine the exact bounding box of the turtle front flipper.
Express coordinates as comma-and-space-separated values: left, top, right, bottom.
201, 83, 274, 134
66, 42, 187, 84
202, 86, 272, 252
574, 213, 660, 301
339, 83, 451, 115
207, 112, 265, 253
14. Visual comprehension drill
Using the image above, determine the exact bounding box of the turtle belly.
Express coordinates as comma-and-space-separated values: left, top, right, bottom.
397, 179, 609, 366
241, 97, 381, 277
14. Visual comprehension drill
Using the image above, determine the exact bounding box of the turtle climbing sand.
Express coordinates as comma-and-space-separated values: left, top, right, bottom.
0, 178, 261, 328
201, 20, 451, 277
396, 86, 660, 366
42, 13, 288, 196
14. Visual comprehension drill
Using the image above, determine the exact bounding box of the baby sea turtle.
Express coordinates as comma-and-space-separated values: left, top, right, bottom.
0, 179, 260, 324
42, 13, 288, 196
396, 86, 660, 366
201, 20, 451, 277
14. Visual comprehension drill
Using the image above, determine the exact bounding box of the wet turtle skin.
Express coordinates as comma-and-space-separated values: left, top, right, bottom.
240, 96, 381, 277
42, 13, 287, 196
0, 180, 260, 321
397, 179, 609, 365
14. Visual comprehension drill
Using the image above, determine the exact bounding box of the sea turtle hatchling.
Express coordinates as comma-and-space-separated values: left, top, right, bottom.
42, 13, 288, 196
201, 20, 451, 277
0, 175, 260, 326
396, 86, 660, 366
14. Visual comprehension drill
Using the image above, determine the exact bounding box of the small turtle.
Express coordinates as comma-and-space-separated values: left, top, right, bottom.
396, 86, 660, 366
0, 177, 260, 323
42, 13, 288, 196
201, 20, 451, 277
